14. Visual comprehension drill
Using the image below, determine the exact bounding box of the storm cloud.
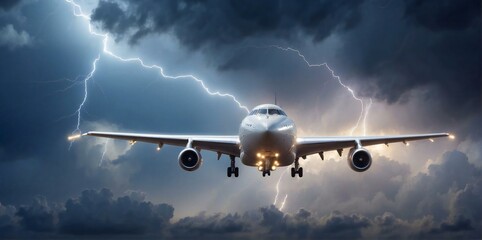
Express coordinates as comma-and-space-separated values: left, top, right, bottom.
0, 0, 480, 239
90, 0, 365, 47
0, 150, 480, 238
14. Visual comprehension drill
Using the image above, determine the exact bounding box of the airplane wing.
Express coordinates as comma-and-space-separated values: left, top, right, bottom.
83, 131, 240, 157
296, 133, 450, 158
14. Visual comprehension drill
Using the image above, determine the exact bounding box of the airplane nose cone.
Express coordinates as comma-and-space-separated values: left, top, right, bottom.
262, 122, 277, 132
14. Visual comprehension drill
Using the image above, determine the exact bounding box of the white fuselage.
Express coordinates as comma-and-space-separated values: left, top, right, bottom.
238, 104, 297, 168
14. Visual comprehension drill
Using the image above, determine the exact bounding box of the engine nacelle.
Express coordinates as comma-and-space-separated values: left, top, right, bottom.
347, 147, 372, 172
178, 148, 202, 171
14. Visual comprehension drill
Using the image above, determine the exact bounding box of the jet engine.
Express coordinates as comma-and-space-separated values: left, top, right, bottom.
347, 147, 372, 172
178, 148, 202, 171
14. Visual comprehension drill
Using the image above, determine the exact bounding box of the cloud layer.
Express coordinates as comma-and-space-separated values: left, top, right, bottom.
1, 150, 480, 238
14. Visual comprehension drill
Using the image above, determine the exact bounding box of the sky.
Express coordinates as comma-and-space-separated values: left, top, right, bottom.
0, 0, 480, 238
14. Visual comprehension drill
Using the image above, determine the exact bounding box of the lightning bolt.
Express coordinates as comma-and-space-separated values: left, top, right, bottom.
99, 140, 108, 166
269, 46, 372, 135
273, 168, 288, 206
69, 55, 100, 149
267, 45, 373, 211
279, 194, 288, 211
65, 0, 249, 158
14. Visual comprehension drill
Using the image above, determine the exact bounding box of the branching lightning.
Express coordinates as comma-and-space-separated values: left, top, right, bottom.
269, 46, 372, 136
268, 45, 373, 211
69, 55, 100, 149
65, 0, 249, 140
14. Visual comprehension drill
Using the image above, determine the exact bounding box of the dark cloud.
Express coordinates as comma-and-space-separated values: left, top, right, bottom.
404, 0, 480, 32
0, 202, 16, 237
16, 196, 55, 232
2, 159, 482, 239
0, 1, 481, 238
58, 188, 174, 235
335, 0, 481, 136
90, 0, 365, 47
0, 0, 21, 10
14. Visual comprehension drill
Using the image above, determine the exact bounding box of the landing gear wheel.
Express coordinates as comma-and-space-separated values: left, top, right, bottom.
262, 171, 266, 177
291, 158, 303, 177
227, 155, 237, 178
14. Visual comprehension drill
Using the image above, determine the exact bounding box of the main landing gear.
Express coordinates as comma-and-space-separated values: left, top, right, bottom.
291, 158, 303, 177
227, 155, 239, 178
262, 170, 271, 177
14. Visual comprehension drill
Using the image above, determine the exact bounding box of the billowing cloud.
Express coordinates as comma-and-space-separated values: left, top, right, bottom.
0, 150, 479, 238
90, 0, 365, 47
0, 0, 480, 238
16, 196, 55, 233
0, 24, 32, 49
58, 188, 174, 235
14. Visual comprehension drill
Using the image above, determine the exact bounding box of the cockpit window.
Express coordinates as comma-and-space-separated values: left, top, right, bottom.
267, 108, 287, 116
250, 108, 286, 116
258, 109, 267, 114
268, 109, 279, 115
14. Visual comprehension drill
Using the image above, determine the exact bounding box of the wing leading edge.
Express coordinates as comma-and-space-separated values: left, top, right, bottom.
83, 131, 450, 160
296, 133, 450, 158
83, 131, 240, 157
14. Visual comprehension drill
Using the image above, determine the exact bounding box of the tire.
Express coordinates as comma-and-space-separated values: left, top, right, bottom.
234, 167, 239, 177
262, 171, 266, 177
298, 167, 303, 178
227, 167, 232, 177
291, 168, 295, 177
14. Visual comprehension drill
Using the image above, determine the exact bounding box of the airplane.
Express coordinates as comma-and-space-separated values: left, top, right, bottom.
71, 104, 452, 178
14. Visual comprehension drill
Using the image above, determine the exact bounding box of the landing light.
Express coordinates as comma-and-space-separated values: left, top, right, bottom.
258, 166, 263, 171
256, 161, 262, 166
156, 146, 161, 151
68, 134, 81, 141
274, 161, 279, 166
275, 153, 279, 157
271, 165, 277, 171
429, 138, 434, 142
130, 140, 137, 145
449, 134, 456, 140
257, 153, 261, 158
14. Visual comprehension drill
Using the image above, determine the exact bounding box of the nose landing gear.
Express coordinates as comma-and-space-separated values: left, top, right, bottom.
291, 158, 303, 177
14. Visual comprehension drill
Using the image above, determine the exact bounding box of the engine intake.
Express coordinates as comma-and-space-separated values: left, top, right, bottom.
347, 147, 372, 172
178, 148, 202, 171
